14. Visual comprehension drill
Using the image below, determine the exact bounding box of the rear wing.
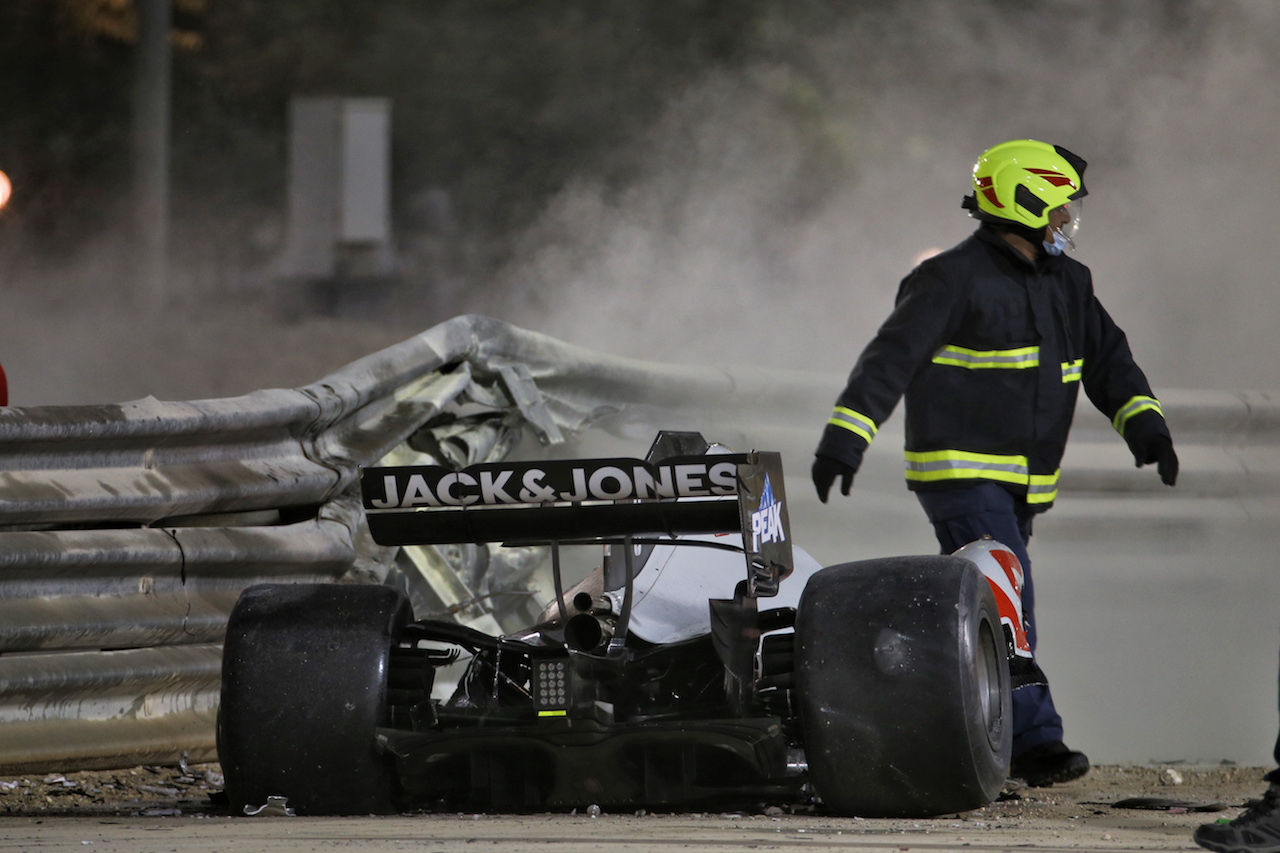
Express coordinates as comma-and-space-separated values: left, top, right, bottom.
359, 450, 794, 595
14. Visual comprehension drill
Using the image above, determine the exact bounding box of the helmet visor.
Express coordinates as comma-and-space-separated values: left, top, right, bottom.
1050, 200, 1082, 247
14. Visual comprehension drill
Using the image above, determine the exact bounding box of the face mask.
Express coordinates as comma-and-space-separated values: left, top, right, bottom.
1042, 201, 1081, 256
1043, 227, 1071, 256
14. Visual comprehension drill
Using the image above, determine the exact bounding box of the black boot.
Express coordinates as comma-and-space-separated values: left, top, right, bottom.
1195, 784, 1280, 853
1010, 741, 1090, 787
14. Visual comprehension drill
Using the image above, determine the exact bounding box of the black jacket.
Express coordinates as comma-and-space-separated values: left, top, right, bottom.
816, 225, 1171, 511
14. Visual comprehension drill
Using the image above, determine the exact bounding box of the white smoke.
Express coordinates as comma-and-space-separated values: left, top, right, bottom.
494, 0, 1280, 391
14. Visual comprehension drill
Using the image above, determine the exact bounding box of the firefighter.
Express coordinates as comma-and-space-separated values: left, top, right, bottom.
811, 139, 1178, 787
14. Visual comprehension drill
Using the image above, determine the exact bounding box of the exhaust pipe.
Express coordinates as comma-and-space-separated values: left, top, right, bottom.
564, 613, 614, 653
572, 591, 612, 615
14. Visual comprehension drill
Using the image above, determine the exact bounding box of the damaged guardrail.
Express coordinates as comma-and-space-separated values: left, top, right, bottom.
0, 313, 1275, 774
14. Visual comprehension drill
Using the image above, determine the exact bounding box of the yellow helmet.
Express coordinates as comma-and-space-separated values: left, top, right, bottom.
962, 139, 1088, 230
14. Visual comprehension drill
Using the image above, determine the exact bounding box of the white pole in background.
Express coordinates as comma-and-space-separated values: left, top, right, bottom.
132, 0, 171, 308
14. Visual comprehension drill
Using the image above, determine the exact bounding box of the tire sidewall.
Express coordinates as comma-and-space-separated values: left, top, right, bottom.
794, 556, 1011, 817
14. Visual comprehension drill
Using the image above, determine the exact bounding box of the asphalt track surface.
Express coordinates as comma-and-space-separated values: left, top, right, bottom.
0, 765, 1258, 853
0, 811, 1218, 852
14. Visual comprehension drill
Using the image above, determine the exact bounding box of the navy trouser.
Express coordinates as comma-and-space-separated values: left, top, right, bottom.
915, 482, 1066, 757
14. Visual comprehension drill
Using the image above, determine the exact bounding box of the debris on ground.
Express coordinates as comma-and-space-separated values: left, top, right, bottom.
0, 763, 225, 816
243, 795, 296, 817
0, 762, 1265, 822
1109, 797, 1229, 812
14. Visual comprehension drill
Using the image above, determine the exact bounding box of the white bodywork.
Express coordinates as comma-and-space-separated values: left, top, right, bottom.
606, 534, 825, 645
951, 538, 1031, 658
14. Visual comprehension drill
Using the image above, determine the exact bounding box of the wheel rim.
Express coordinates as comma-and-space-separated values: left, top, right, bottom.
975, 617, 1004, 748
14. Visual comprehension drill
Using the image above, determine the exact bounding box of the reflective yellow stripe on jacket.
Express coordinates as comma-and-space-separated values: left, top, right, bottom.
1028, 473, 1060, 505
1112, 395, 1163, 437
828, 407, 878, 443
932, 344, 1040, 369
904, 450, 1060, 505
1061, 359, 1083, 383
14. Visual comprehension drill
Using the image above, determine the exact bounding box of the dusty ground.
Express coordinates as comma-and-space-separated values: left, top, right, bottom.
1, 761, 1267, 819
0, 758, 1264, 824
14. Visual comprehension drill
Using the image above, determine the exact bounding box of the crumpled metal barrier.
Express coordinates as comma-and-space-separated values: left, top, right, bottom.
0, 313, 1274, 774
0, 644, 224, 774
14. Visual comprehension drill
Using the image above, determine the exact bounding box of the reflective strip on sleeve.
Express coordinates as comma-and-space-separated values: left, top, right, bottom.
904, 449, 1030, 485
828, 407, 878, 443
1061, 359, 1083, 383
1027, 471, 1061, 505
932, 344, 1040, 369
1111, 395, 1164, 436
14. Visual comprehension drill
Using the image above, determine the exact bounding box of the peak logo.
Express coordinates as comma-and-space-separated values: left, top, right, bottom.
750, 474, 785, 551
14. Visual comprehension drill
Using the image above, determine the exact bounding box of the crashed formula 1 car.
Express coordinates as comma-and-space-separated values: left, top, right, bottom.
216, 431, 1022, 818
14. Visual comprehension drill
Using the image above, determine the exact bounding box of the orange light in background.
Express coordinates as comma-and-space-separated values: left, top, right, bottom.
0, 170, 10, 211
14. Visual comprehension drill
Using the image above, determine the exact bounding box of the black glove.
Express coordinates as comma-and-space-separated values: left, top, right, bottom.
812, 454, 857, 503
1132, 434, 1178, 486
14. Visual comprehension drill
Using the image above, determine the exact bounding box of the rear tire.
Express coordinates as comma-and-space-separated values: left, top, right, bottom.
795, 556, 1010, 817
218, 583, 412, 815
